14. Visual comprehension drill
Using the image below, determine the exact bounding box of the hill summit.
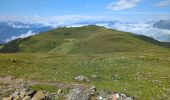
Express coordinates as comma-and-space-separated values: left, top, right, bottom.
0, 25, 169, 54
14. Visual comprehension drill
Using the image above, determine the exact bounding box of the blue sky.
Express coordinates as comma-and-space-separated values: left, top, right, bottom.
0, 0, 170, 22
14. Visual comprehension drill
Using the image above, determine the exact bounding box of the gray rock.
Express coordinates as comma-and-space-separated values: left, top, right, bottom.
91, 75, 98, 79
124, 97, 134, 100
74, 75, 87, 82
11, 91, 19, 97
103, 95, 112, 100
67, 88, 90, 100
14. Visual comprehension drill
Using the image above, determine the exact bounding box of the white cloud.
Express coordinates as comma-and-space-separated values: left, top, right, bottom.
0, 15, 109, 26
5, 30, 37, 42
156, 0, 170, 7
7, 22, 30, 28
107, 0, 141, 10
111, 22, 170, 42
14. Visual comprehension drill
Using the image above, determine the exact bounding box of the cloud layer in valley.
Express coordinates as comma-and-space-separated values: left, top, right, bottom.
5, 30, 37, 42
111, 22, 170, 42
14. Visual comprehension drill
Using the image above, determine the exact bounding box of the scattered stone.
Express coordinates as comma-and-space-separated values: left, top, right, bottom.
74, 75, 88, 82
124, 97, 134, 100
22, 96, 31, 100
31, 91, 46, 100
97, 96, 103, 100
27, 90, 37, 98
67, 87, 94, 100
91, 75, 98, 79
1, 78, 135, 100
2, 97, 13, 100
57, 89, 62, 95
121, 94, 127, 99
19, 92, 26, 99
13, 95, 21, 100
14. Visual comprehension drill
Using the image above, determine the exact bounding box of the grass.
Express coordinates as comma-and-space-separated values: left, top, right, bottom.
0, 52, 170, 100
1, 25, 170, 54
0, 26, 170, 99
30, 84, 58, 93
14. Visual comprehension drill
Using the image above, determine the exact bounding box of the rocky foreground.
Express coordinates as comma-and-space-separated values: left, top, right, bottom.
0, 76, 135, 100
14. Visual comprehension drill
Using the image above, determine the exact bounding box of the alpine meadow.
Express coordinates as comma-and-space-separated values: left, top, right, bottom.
0, 0, 170, 100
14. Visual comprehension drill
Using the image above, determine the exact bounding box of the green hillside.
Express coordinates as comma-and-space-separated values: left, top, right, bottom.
0, 25, 169, 54
0, 26, 170, 99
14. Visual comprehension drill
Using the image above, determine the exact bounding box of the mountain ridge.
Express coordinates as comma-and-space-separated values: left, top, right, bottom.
0, 25, 169, 53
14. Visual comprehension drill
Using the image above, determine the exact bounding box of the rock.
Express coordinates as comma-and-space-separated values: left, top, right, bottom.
23, 96, 31, 100
124, 97, 134, 100
2, 97, 13, 100
27, 90, 37, 98
19, 92, 26, 99
91, 75, 98, 79
13, 95, 22, 100
97, 96, 103, 100
31, 91, 46, 100
112, 93, 120, 100
103, 95, 112, 100
21, 83, 30, 91
11, 91, 19, 97
74, 75, 87, 82
67, 88, 90, 100
85, 86, 96, 96
120, 94, 126, 99
98, 91, 111, 98
57, 89, 62, 95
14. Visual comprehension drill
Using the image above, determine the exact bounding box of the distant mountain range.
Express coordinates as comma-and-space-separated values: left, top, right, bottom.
153, 19, 170, 30
0, 21, 52, 43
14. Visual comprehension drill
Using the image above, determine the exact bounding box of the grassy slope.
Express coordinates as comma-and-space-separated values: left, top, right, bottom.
0, 25, 169, 53
0, 26, 170, 99
0, 53, 170, 99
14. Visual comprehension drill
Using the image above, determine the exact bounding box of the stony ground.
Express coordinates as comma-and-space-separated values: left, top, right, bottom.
0, 76, 135, 100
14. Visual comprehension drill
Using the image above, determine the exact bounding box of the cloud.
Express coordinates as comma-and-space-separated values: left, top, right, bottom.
111, 22, 170, 42
5, 30, 37, 42
68, 21, 170, 42
0, 15, 109, 26
107, 0, 141, 10
156, 0, 170, 7
7, 22, 30, 28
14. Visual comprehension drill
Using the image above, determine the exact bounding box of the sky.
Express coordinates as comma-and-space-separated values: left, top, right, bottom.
0, 0, 170, 23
